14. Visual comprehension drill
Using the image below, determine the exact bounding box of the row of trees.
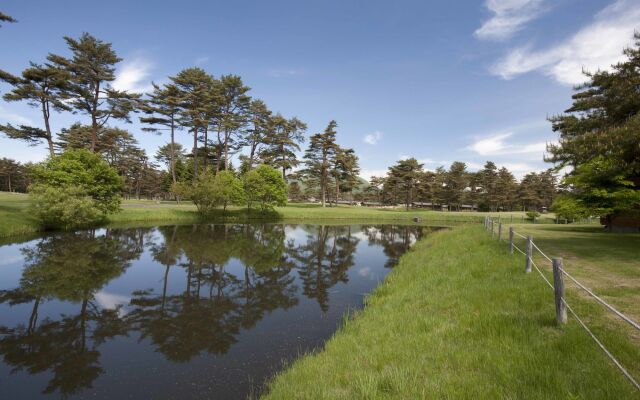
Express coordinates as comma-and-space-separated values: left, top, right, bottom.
365, 159, 556, 212
0, 32, 309, 182
0, 31, 364, 215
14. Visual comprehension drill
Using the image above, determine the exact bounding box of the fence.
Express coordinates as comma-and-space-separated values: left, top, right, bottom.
483, 216, 640, 392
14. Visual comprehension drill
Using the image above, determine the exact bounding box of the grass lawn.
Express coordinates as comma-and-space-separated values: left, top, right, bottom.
0, 192, 559, 238
263, 225, 640, 399
507, 223, 640, 343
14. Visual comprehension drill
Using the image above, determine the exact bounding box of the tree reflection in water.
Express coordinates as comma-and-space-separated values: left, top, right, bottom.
0, 223, 424, 397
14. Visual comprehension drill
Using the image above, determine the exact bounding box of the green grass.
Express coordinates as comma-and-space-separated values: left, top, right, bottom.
0, 192, 39, 237
506, 223, 640, 336
263, 225, 640, 399
0, 192, 560, 238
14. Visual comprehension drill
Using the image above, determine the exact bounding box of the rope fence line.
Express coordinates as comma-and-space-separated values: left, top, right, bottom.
483, 216, 640, 392
560, 268, 640, 332
563, 299, 640, 392
531, 241, 552, 263
530, 259, 553, 290
512, 244, 527, 257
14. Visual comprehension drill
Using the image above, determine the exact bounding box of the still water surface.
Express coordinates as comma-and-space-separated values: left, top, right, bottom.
0, 223, 428, 399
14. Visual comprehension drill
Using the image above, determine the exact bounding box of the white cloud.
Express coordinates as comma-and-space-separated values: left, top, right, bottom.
492, 0, 640, 85
113, 57, 154, 93
467, 132, 548, 156
0, 104, 35, 125
475, 0, 546, 41
360, 168, 388, 181
267, 68, 304, 78
95, 291, 130, 309
195, 56, 210, 66
363, 131, 382, 145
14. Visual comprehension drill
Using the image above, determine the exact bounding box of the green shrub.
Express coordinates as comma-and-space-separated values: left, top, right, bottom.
191, 171, 245, 215
29, 184, 104, 229
243, 165, 287, 211
27, 149, 123, 229
30, 149, 123, 214
551, 196, 590, 221
525, 210, 540, 221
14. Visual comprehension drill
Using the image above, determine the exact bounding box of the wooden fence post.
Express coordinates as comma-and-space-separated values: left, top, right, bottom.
525, 236, 533, 273
509, 227, 514, 254
552, 258, 568, 325
498, 223, 502, 241
491, 220, 495, 238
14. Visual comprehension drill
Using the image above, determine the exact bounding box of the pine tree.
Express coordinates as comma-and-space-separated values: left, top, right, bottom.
262, 114, 307, 180
496, 167, 517, 211
444, 161, 468, 210
547, 33, 640, 220
385, 158, 424, 210
170, 67, 214, 179
140, 83, 182, 183
48, 33, 141, 152
303, 120, 338, 207
242, 99, 272, 170
479, 161, 498, 211
0, 63, 71, 157
331, 147, 360, 202
217, 75, 251, 171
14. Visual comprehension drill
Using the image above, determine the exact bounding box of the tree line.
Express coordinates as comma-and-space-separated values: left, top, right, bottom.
0, 30, 363, 212
360, 158, 556, 212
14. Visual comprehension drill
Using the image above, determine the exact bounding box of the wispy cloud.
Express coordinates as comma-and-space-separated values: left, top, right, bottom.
492, 0, 640, 85
363, 131, 382, 145
195, 56, 210, 66
475, 0, 546, 41
399, 155, 449, 166
360, 168, 388, 181
467, 132, 548, 156
113, 57, 154, 93
267, 68, 304, 78
0, 105, 34, 125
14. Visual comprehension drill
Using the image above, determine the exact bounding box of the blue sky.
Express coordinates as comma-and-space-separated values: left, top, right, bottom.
1, 0, 639, 179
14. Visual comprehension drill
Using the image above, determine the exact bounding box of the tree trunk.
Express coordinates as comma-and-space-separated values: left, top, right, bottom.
193, 127, 199, 180
321, 174, 326, 207
280, 143, 286, 181
41, 99, 55, 158
7, 174, 11, 193
91, 81, 101, 152
170, 116, 177, 184
203, 126, 209, 170
224, 129, 230, 170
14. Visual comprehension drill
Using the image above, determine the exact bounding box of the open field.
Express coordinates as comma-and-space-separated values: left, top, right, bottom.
264, 225, 640, 399
0, 192, 561, 238
508, 223, 640, 341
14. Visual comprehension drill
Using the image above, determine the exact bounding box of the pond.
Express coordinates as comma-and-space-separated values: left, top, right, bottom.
0, 223, 432, 399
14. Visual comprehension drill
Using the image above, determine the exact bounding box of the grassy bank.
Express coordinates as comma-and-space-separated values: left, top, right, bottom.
0, 192, 559, 238
263, 225, 639, 399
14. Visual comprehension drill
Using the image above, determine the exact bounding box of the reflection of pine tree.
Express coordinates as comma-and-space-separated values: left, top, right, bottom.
0, 229, 143, 397
126, 223, 300, 362
361, 225, 424, 268
287, 225, 360, 312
